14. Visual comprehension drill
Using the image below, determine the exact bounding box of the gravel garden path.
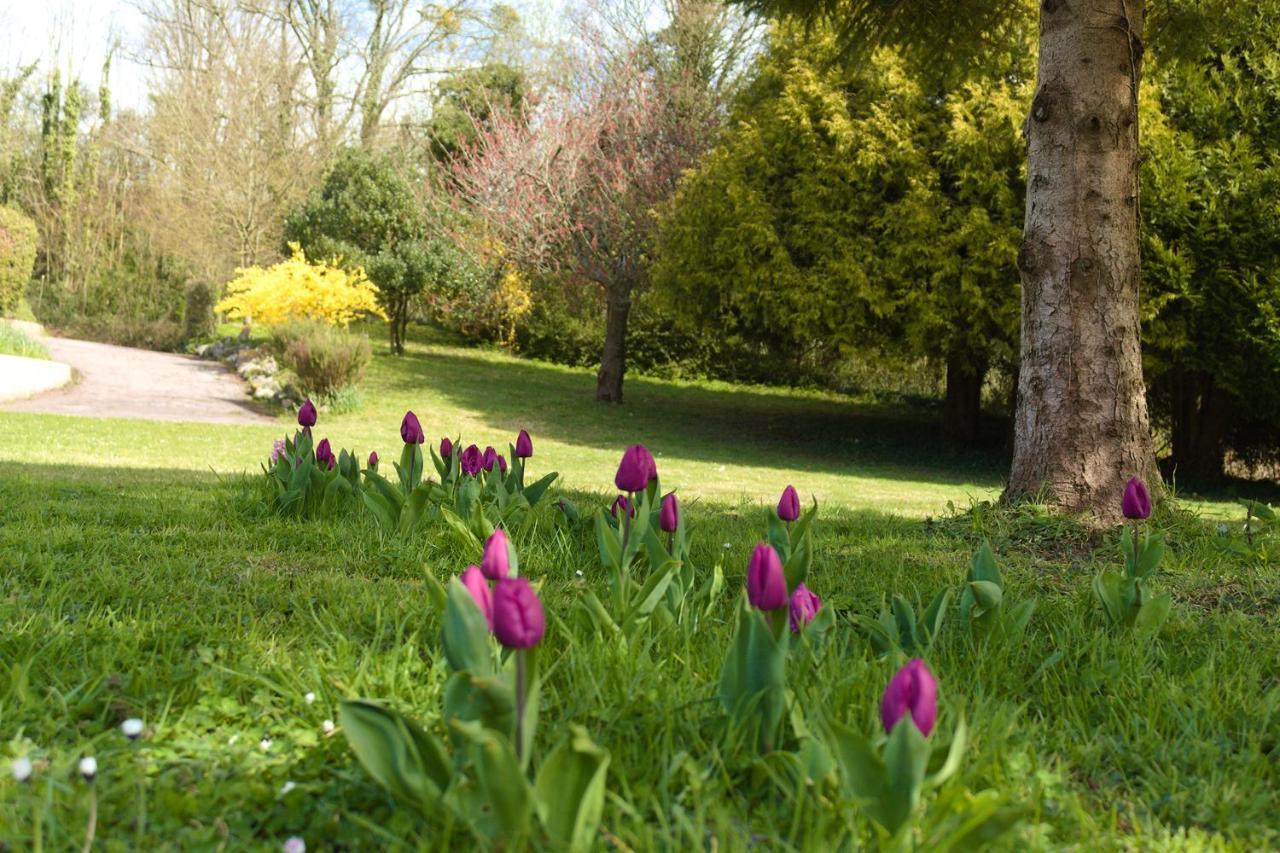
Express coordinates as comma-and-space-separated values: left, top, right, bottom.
1, 336, 274, 424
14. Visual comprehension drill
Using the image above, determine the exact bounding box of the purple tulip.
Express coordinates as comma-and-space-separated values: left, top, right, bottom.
492, 578, 545, 649
367, 450, 379, 470
516, 429, 533, 458
659, 492, 679, 533
440, 437, 453, 460
315, 438, 335, 470
610, 494, 634, 519
400, 411, 425, 445
1121, 477, 1152, 520
460, 565, 494, 629
483, 446, 498, 472
297, 399, 317, 428
460, 444, 483, 476
777, 485, 801, 522
497, 454, 508, 475
270, 438, 286, 465
614, 444, 657, 493
746, 543, 787, 611
880, 658, 938, 737
789, 584, 821, 633
481, 528, 511, 580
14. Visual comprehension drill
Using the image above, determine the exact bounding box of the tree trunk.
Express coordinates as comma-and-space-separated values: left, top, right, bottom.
1169, 371, 1227, 482
1007, 0, 1158, 522
596, 285, 630, 403
944, 355, 986, 444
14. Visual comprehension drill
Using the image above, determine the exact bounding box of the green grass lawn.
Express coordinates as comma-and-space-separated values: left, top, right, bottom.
1, 332, 1277, 849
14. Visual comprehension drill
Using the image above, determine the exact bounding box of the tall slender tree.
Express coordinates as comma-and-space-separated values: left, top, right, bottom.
734, 0, 1159, 521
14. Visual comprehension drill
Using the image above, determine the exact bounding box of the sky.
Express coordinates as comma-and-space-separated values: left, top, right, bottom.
0, 0, 662, 115
0, 0, 150, 111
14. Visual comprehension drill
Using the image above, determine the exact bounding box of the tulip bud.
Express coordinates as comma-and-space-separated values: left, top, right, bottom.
483, 446, 498, 472
297, 399, 317, 428
78, 756, 97, 782
880, 658, 938, 737
746, 543, 787, 610
367, 451, 378, 470
460, 444, 483, 476
516, 429, 533, 458
492, 578, 545, 649
460, 565, 494, 629
659, 492, 679, 532
610, 494, 634, 519
1121, 477, 1152, 520
789, 584, 821, 633
481, 528, 511, 580
400, 411, 425, 445
614, 444, 657, 493
497, 454, 508, 475
440, 437, 453, 459
777, 485, 800, 522
315, 438, 335, 470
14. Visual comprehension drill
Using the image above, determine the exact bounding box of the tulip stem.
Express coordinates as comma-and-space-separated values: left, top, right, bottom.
514, 650, 526, 763
82, 785, 97, 853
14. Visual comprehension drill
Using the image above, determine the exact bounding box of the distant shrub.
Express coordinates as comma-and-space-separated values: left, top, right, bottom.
0, 323, 48, 359
217, 244, 385, 328
0, 206, 38, 316
184, 280, 218, 342
269, 318, 371, 398
93, 318, 187, 352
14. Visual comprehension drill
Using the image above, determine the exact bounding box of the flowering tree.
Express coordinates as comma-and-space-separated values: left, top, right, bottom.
451, 46, 712, 402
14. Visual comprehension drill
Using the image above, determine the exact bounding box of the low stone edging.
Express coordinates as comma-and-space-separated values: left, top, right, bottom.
0, 353, 73, 402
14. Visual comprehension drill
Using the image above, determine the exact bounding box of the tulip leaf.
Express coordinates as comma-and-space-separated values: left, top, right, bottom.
923, 588, 952, 641
361, 490, 398, 533
825, 719, 885, 800
718, 596, 787, 747
1136, 533, 1166, 579
624, 559, 678, 630
534, 726, 610, 852
1135, 591, 1172, 634
970, 541, 1001, 585
339, 700, 451, 809
1092, 571, 1127, 625
594, 510, 621, 571
399, 483, 433, 533
879, 717, 931, 836
450, 720, 533, 839
443, 579, 495, 675
362, 469, 406, 510
440, 506, 483, 556
522, 472, 558, 507
442, 671, 515, 737
926, 714, 966, 789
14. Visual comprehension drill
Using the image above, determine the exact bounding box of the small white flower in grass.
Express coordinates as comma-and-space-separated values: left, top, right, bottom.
280, 780, 297, 795
321, 719, 335, 734
283, 836, 306, 853
121, 718, 144, 740
228, 734, 239, 746
11, 756, 33, 782
575, 570, 584, 578
79, 756, 98, 782
260, 737, 272, 752
723, 542, 732, 550
304, 692, 316, 705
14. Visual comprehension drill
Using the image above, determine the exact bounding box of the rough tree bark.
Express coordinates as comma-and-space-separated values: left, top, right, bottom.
1007, 0, 1159, 522
597, 284, 631, 403
944, 354, 986, 445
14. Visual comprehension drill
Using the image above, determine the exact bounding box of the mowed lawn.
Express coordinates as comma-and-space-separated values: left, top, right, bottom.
1, 335, 1278, 849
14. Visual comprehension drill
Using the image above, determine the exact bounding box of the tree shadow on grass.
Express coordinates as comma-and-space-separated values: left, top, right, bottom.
366, 342, 1009, 490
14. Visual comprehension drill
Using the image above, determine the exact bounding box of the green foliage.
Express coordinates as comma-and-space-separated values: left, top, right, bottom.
285, 147, 473, 354
0, 205, 37, 315
0, 323, 48, 359
425, 63, 528, 162
269, 318, 373, 398
1140, 1, 1280, 477
183, 280, 218, 342
653, 24, 1026, 417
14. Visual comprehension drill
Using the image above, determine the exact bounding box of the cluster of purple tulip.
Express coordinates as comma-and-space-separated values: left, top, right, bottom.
456, 528, 545, 649
746, 484, 823, 634
433, 426, 535, 479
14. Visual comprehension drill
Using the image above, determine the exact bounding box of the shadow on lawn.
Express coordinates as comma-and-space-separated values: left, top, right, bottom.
368, 342, 1009, 490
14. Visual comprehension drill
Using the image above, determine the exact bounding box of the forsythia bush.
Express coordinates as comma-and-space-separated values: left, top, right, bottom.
216, 243, 385, 326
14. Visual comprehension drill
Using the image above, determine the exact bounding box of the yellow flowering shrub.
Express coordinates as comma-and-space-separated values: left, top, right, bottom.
215, 244, 385, 327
